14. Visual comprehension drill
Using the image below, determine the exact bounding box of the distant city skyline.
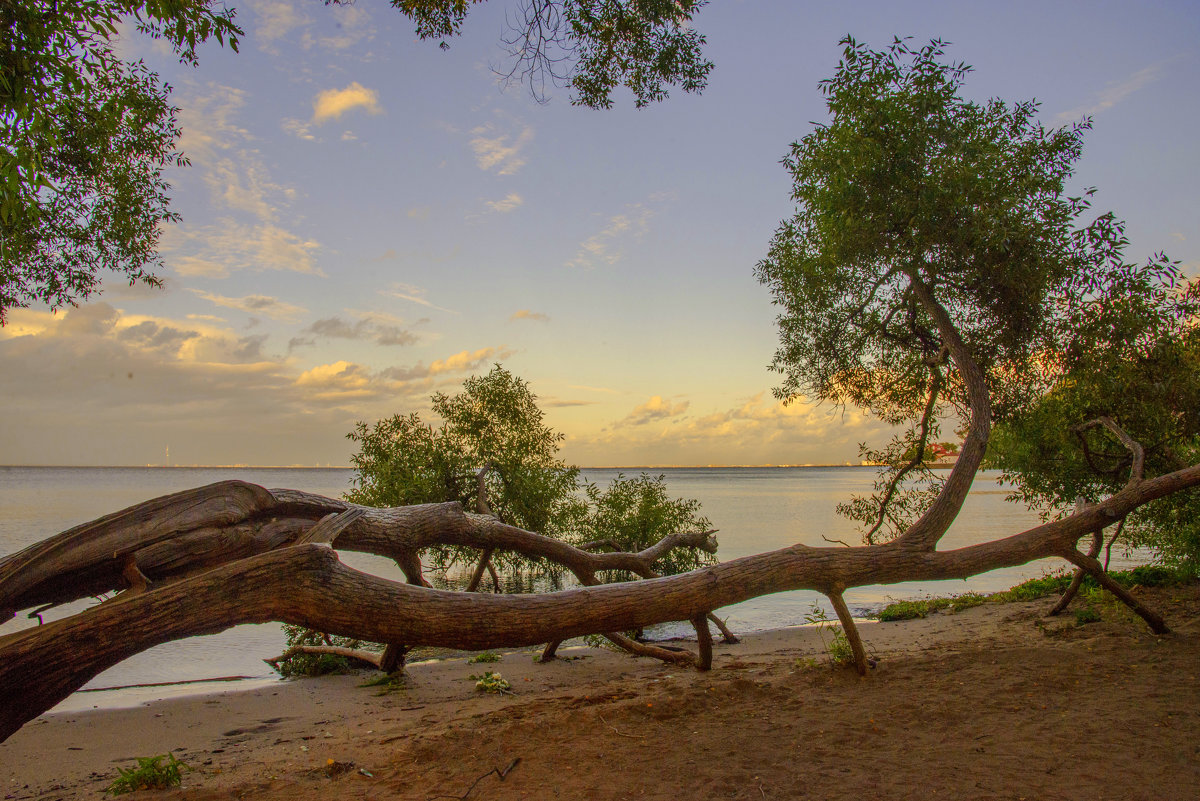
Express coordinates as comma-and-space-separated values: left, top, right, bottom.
2, 1, 1197, 467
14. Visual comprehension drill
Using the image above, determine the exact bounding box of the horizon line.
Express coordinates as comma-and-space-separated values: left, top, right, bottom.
1, 462, 881, 470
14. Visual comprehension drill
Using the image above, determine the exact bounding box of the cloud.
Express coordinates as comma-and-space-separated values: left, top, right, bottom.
313, 82, 382, 124
622, 395, 691, 426
485, 193, 524, 214
469, 123, 534, 175
565, 393, 897, 467
170, 220, 324, 277
176, 85, 251, 165
188, 290, 307, 321
249, 0, 310, 51
117, 320, 201, 351
1054, 64, 1162, 122
542, 398, 597, 408
307, 2, 375, 51
294, 314, 419, 348
205, 158, 294, 223
168, 85, 318, 277
296, 360, 375, 398
173, 255, 230, 279
0, 303, 524, 465
383, 282, 456, 314
510, 309, 549, 322
566, 200, 660, 269
407, 207, 431, 221
281, 118, 315, 141
380, 346, 514, 382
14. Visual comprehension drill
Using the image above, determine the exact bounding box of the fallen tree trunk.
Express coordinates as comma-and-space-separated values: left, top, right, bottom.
2, 459, 1196, 742
0, 485, 717, 619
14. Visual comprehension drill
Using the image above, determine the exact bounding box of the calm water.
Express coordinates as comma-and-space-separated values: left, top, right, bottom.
0, 465, 1142, 707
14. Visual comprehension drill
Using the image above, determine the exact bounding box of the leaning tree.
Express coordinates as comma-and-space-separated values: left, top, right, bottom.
2, 36, 1198, 743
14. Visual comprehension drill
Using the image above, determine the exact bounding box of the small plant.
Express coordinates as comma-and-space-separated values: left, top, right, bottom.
1074, 607, 1102, 626
273, 625, 378, 677
803, 604, 853, 667
467, 651, 502, 664
469, 670, 512, 694
106, 754, 187, 795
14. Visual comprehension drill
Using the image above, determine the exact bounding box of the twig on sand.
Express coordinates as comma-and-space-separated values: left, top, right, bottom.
598, 714, 643, 739
429, 758, 521, 800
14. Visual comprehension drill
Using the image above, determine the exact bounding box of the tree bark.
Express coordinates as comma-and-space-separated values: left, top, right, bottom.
3, 460, 1197, 741
1062, 549, 1169, 634
828, 591, 868, 676
1049, 528, 1103, 617
265, 644, 382, 670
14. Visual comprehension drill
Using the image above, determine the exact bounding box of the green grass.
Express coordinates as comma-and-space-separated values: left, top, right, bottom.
467, 651, 502, 664
875, 566, 1188, 622
106, 754, 187, 795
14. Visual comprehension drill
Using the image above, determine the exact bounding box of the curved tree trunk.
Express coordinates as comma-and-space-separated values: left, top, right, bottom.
2, 460, 1197, 741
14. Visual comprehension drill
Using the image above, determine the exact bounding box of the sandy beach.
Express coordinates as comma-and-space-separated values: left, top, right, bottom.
3, 582, 1198, 801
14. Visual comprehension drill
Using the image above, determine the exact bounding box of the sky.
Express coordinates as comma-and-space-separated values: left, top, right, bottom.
1, 0, 1198, 467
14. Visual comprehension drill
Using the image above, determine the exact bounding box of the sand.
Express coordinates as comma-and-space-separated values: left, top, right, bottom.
3, 583, 1198, 801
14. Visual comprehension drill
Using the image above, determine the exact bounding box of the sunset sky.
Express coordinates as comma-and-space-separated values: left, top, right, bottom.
2, 1, 1197, 467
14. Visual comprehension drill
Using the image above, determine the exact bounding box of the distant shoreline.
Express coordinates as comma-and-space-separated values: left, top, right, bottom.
0, 463, 937, 470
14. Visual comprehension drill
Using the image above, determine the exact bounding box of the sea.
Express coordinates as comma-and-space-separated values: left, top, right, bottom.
0, 465, 1146, 711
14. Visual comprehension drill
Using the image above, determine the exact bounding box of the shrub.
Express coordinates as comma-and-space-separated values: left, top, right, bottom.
106, 754, 186, 795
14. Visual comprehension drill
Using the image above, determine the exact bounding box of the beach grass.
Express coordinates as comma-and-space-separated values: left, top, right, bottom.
875, 565, 1188, 622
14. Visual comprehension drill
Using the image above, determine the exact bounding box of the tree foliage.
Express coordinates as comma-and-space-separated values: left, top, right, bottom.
347, 365, 584, 577
392, 0, 712, 108
347, 365, 713, 582
2, 0, 711, 322
582, 472, 713, 580
0, 0, 241, 323
754, 36, 1199, 550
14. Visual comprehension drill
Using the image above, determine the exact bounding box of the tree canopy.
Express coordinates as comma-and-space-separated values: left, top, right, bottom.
0, 0, 712, 323
754, 36, 1199, 551
346, 364, 714, 583
1, 0, 241, 324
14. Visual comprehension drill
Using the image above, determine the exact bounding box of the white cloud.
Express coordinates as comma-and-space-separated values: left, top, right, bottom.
249, 0, 310, 50
205, 158, 292, 222
172, 255, 230, 279
313, 82, 382, 124
176, 85, 251, 165
170, 220, 324, 277
308, 2, 375, 51
169, 84, 317, 276
281, 118, 315, 141
188, 290, 308, 321
469, 123, 534, 175
485, 193, 524, 214
1054, 64, 1162, 122
566, 202, 657, 269
383, 282, 456, 314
